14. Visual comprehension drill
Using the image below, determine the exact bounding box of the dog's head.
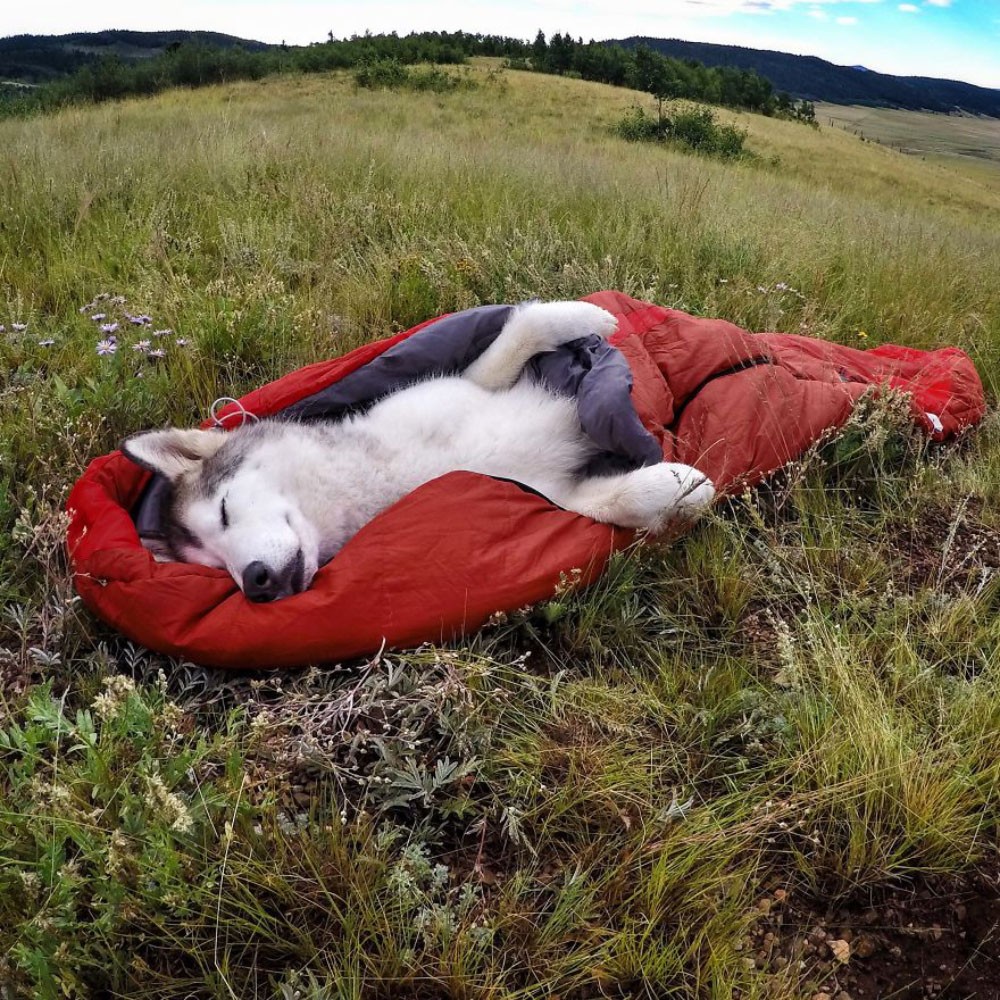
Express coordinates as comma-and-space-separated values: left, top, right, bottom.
123, 425, 321, 602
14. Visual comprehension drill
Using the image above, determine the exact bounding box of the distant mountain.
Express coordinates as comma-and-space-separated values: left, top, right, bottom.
613, 37, 1000, 117
0, 30, 272, 84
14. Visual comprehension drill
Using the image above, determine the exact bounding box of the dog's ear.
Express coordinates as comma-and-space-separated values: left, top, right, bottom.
122, 428, 227, 481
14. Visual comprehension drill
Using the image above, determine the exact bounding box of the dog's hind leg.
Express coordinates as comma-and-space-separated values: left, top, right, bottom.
464, 301, 618, 391
555, 464, 716, 533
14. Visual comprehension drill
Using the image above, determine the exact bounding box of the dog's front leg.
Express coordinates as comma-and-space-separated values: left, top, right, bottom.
464, 301, 618, 391
555, 464, 716, 533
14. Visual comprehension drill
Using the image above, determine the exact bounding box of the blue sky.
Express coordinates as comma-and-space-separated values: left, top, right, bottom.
8, 1, 1000, 88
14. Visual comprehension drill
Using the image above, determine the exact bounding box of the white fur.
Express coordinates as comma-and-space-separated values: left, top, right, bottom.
124, 302, 715, 599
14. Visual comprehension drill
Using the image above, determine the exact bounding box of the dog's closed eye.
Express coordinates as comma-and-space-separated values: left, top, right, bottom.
220, 498, 229, 529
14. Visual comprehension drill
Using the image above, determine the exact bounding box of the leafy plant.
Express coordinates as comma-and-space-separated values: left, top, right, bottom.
615, 103, 752, 160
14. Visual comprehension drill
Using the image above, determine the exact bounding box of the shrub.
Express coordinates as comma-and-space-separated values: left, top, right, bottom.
353, 60, 477, 94
406, 66, 475, 93
614, 105, 666, 143
670, 105, 718, 150
614, 103, 751, 161
353, 57, 409, 90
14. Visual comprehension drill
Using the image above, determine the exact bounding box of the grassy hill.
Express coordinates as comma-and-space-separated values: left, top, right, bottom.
0, 64, 999, 998
615, 36, 1000, 116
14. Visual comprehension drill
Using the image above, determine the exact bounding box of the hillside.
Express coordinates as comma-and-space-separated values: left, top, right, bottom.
0, 65, 999, 999
614, 36, 1000, 116
0, 29, 271, 83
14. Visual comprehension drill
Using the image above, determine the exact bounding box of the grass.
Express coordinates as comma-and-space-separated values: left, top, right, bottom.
1, 61, 999, 998
816, 101, 1000, 171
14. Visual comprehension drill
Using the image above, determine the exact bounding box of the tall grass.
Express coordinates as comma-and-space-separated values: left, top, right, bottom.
0, 63, 998, 998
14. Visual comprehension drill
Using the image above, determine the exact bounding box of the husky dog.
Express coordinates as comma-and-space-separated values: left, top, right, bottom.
123, 301, 714, 602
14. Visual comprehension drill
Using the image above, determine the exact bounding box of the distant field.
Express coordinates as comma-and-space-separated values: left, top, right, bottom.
817, 101, 1000, 173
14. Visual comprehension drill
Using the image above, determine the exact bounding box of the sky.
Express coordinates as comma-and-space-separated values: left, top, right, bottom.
5, 0, 1000, 89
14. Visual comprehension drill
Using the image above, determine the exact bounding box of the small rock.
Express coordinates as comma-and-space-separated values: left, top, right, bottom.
953, 903, 967, 921
758, 898, 773, 915
835, 992, 853, 1000
811, 993, 832, 1000
774, 889, 788, 902
830, 939, 852, 964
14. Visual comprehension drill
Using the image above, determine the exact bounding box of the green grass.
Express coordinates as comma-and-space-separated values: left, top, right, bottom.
1, 63, 999, 998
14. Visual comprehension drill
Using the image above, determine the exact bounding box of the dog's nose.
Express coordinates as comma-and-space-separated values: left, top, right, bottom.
243, 561, 280, 602
241, 551, 306, 602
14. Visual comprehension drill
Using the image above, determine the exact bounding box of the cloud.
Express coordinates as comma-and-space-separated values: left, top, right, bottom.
924, 0, 951, 6
898, 2, 919, 9
836, 15, 858, 22
584, 0, 883, 15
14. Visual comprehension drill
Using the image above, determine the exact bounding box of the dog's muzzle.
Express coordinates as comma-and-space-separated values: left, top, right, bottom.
242, 549, 305, 602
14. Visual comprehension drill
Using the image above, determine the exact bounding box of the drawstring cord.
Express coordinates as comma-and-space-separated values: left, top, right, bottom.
209, 397, 260, 428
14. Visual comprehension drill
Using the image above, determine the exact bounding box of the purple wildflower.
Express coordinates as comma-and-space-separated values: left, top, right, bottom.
775, 282, 790, 292
109, 295, 126, 305
38, 339, 55, 347
175, 337, 189, 347
152, 328, 173, 337
96, 339, 118, 356
100, 322, 119, 334
91, 313, 106, 322
149, 348, 166, 359
12, 322, 27, 332
133, 340, 151, 353
0, 325, 5, 334
128, 314, 152, 326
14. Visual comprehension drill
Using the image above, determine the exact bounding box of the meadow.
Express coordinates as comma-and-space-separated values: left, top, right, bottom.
1, 63, 1000, 998
816, 101, 1000, 172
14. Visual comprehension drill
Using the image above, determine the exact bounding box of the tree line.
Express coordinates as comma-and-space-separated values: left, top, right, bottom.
518, 32, 815, 122
0, 30, 816, 123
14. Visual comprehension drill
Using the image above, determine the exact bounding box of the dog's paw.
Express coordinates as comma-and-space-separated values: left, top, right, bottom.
516, 300, 618, 352
620, 463, 716, 533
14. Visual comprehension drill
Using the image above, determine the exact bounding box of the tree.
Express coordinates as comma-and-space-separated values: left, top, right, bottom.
548, 32, 575, 75
531, 30, 548, 71
631, 46, 677, 125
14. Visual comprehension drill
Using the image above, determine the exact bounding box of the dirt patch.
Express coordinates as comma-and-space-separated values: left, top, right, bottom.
892, 499, 1000, 595
744, 872, 1000, 998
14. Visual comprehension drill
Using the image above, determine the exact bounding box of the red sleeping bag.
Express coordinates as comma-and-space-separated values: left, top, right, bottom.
66, 291, 986, 669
